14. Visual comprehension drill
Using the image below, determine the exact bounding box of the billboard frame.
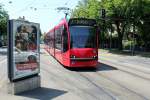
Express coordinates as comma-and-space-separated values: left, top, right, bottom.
8, 19, 40, 82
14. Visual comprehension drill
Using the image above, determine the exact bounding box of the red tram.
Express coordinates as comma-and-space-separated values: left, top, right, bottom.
44, 18, 98, 67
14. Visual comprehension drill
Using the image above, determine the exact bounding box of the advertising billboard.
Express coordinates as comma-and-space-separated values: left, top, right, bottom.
8, 19, 40, 81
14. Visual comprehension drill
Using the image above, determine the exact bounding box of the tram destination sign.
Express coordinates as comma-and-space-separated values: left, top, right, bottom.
69, 18, 96, 26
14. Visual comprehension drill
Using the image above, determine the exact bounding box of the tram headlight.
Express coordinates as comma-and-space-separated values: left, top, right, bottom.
93, 56, 98, 59
70, 55, 76, 58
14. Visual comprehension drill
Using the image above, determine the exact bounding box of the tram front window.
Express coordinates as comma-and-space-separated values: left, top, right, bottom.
69, 26, 96, 48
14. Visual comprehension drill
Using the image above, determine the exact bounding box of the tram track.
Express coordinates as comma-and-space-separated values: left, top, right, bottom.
76, 72, 117, 100
41, 65, 107, 100
41, 51, 115, 100
41, 69, 100, 100
99, 56, 150, 74
96, 72, 149, 100
41, 57, 128, 100
42, 59, 146, 100
100, 59, 150, 81
41, 50, 150, 100
78, 71, 148, 100
41, 60, 115, 100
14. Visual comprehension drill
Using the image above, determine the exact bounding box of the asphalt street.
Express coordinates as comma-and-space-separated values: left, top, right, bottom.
0, 48, 150, 100
99, 50, 150, 80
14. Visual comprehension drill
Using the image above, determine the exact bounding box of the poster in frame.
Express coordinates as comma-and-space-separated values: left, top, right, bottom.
8, 19, 40, 81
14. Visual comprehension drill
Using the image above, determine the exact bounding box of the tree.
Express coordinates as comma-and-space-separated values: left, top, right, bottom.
0, 4, 8, 36
72, 0, 128, 50
102, 0, 130, 50
136, 0, 150, 51
125, 0, 150, 51
71, 0, 150, 51
71, 0, 89, 18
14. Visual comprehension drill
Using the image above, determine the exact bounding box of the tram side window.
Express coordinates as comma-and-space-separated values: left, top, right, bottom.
55, 28, 62, 50
62, 25, 68, 52
49, 31, 54, 48
46, 33, 50, 46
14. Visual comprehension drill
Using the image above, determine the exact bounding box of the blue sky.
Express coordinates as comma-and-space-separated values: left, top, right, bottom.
1, 0, 80, 33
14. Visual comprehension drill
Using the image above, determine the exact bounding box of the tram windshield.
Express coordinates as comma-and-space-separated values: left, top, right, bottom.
69, 26, 96, 48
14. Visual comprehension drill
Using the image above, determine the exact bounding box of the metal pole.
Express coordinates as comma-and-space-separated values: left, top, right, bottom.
65, 13, 68, 18
132, 24, 135, 56
110, 24, 112, 50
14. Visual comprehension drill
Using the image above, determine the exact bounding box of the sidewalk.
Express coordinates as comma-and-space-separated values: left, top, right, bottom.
99, 49, 150, 80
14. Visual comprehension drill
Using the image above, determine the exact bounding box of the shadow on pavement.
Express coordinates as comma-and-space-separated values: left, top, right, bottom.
67, 62, 117, 72
96, 62, 118, 71
108, 49, 132, 56
17, 87, 67, 100
67, 67, 97, 72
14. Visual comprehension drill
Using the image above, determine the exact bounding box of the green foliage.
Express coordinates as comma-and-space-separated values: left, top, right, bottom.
72, 0, 101, 19
0, 4, 8, 35
72, 0, 150, 51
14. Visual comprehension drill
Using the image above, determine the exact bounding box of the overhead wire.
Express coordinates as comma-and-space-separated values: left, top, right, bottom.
15, 0, 37, 13
64, 0, 70, 6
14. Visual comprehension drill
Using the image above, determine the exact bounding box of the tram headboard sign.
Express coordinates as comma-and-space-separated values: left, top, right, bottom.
8, 19, 40, 81
68, 18, 96, 26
